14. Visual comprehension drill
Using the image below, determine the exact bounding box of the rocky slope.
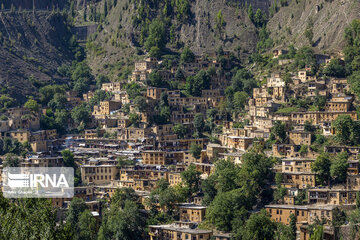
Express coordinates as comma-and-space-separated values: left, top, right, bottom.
267, 0, 360, 53
1, 0, 68, 10
85, 0, 271, 79
0, 11, 75, 102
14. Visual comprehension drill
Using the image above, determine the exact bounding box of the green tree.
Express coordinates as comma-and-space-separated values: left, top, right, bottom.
48, 93, 67, 111
2, 153, 19, 167
314, 93, 327, 111
173, 124, 187, 139
247, 4, 254, 21
304, 120, 316, 132
61, 149, 75, 168
357, 192, 360, 209
206, 189, 251, 231
134, 96, 148, 112
323, 59, 346, 78
231, 69, 256, 95
312, 153, 331, 185
144, 19, 166, 51
71, 104, 91, 127
129, 113, 140, 127
254, 9, 266, 28
149, 46, 162, 58
124, 82, 143, 99
238, 210, 277, 240
332, 114, 354, 144
39, 85, 65, 104
213, 159, 240, 193
96, 74, 110, 88
0, 95, 15, 110
275, 172, 283, 186
147, 70, 165, 87
274, 186, 287, 203
305, 22, 314, 45
201, 174, 217, 206
299, 145, 308, 154
256, 27, 273, 52
310, 225, 324, 240
271, 121, 287, 143
238, 151, 274, 197
98, 200, 146, 240
189, 143, 202, 159
71, 62, 93, 95
349, 71, 360, 98
215, 10, 225, 33
330, 152, 348, 184
186, 71, 211, 96
78, 209, 97, 240
0, 198, 65, 240
332, 207, 346, 240
193, 113, 205, 136
175, 68, 185, 81
66, 198, 87, 228
112, 188, 139, 208
175, 0, 191, 23
181, 164, 201, 197
289, 213, 297, 240
294, 46, 316, 69
24, 98, 39, 112
180, 46, 195, 64
233, 91, 248, 112
274, 223, 294, 240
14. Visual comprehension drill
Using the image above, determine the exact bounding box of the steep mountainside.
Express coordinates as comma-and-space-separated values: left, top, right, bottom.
1, 0, 360, 102
267, 0, 360, 53
0, 11, 75, 102
1, 0, 68, 10
85, 0, 271, 79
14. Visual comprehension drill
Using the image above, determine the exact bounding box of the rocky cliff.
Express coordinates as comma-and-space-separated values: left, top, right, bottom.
267, 0, 360, 53
0, 11, 74, 102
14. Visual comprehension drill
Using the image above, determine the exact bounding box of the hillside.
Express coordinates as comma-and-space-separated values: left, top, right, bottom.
84, 0, 269, 80
0, 11, 75, 102
267, 0, 360, 53
1, 0, 68, 10
1, 0, 360, 101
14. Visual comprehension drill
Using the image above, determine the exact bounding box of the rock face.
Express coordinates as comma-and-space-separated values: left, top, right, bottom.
1, 0, 68, 10
0, 12, 74, 102
267, 0, 360, 53
86, 0, 271, 79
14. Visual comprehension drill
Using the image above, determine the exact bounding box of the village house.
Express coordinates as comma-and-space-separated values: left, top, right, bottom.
147, 87, 167, 100
220, 136, 253, 151
308, 187, 357, 205
273, 49, 288, 58
149, 223, 213, 240
101, 82, 121, 92
324, 146, 360, 161
66, 91, 83, 107
330, 78, 349, 94
289, 130, 312, 146
168, 172, 182, 186
177, 203, 206, 223
324, 95, 353, 112
93, 100, 122, 115
114, 91, 130, 104
281, 158, 315, 174
142, 151, 167, 165
282, 172, 316, 189
80, 162, 118, 185
291, 111, 357, 125
117, 127, 153, 141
